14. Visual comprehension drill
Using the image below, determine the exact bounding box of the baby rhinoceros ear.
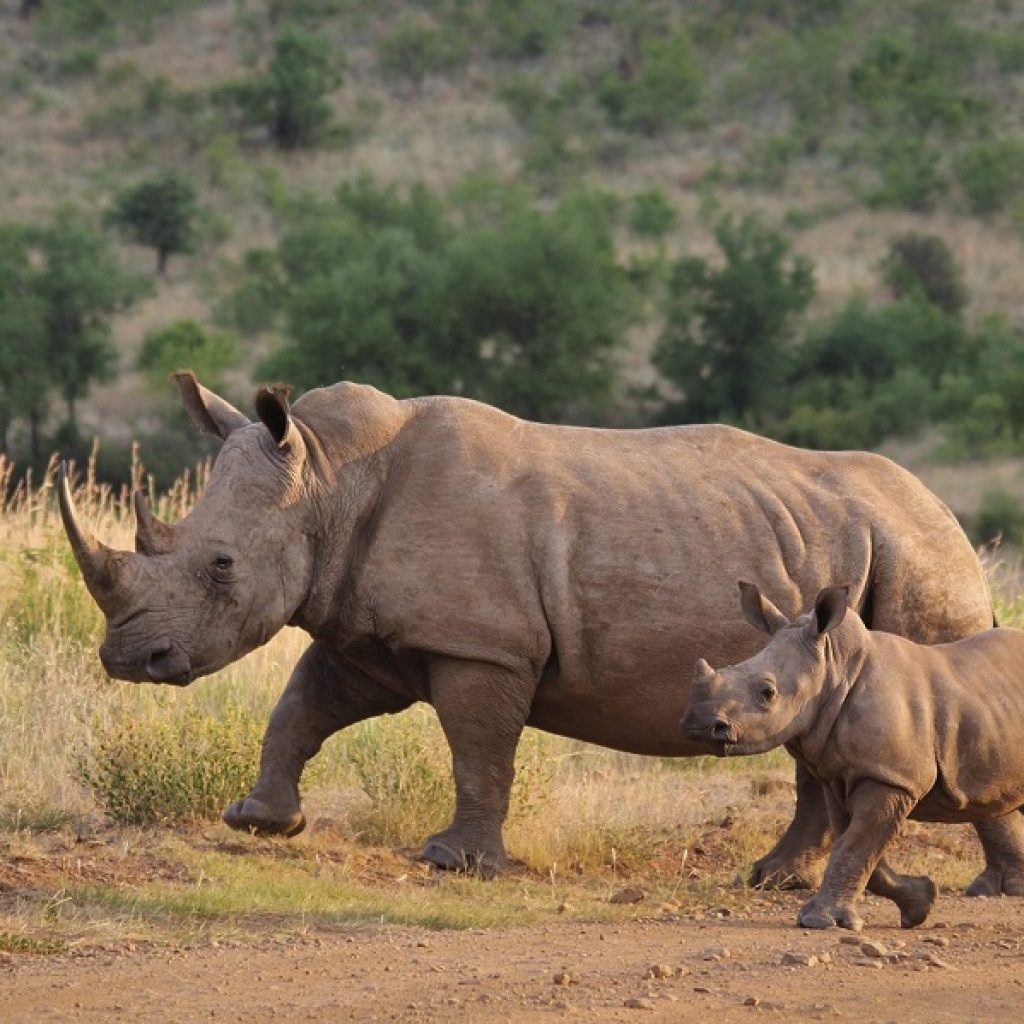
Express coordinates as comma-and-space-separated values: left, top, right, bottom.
810, 585, 849, 639
738, 581, 790, 635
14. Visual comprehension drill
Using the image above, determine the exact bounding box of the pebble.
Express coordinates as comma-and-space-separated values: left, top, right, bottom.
917, 952, 954, 969
643, 964, 674, 979
624, 997, 656, 1010
859, 940, 888, 958
703, 946, 731, 961
923, 935, 949, 947
781, 951, 818, 967
852, 957, 884, 969
743, 996, 761, 1007
553, 970, 581, 986
838, 935, 861, 946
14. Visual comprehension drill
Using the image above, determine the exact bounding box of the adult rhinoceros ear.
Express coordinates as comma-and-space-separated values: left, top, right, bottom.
175, 370, 250, 440
810, 585, 849, 639
255, 383, 302, 450
738, 581, 789, 635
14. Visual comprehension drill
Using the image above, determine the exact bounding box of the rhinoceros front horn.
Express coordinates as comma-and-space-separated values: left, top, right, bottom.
57, 462, 130, 615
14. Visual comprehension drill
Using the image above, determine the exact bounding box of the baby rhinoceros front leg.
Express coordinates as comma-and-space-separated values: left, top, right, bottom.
798, 781, 919, 932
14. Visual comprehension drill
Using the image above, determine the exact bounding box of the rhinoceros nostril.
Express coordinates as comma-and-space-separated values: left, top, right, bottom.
710, 719, 733, 742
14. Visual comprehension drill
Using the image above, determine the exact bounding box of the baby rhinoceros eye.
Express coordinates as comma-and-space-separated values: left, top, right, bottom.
758, 681, 778, 705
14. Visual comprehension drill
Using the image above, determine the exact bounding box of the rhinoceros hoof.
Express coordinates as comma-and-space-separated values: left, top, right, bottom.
797, 896, 863, 932
749, 854, 820, 891
966, 865, 1024, 897
417, 834, 506, 877
897, 876, 938, 928
223, 798, 306, 838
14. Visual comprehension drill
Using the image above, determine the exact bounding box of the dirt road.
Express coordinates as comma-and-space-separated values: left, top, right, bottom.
7, 891, 1024, 1024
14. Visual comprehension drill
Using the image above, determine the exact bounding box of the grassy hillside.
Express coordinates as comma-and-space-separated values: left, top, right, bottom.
3, 0, 1024, 524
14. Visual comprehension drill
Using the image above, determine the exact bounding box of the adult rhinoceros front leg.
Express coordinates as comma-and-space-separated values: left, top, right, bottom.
749, 762, 831, 889
419, 656, 535, 876
224, 642, 412, 837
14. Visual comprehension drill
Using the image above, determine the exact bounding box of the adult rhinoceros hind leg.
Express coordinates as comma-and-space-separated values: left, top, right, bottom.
965, 813, 1024, 896
418, 657, 535, 876
224, 642, 413, 838
749, 761, 830, 889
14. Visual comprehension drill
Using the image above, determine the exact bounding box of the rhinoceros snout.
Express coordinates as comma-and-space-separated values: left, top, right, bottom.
679, 704, 737, 747
98, 637, 193, 686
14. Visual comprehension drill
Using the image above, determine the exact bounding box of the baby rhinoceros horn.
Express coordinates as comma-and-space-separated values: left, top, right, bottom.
694, 657, 716, 682
57, 462, 136, 618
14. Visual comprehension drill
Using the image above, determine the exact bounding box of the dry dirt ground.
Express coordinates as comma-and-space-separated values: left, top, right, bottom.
6, 890, 1024, 1024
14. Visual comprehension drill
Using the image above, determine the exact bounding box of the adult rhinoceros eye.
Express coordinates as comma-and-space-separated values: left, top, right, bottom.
210, 554, 235, 581
758, 681, 778, 705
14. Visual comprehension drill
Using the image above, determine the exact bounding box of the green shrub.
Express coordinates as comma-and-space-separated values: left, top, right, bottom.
956, 138, 1024, 215
340, 707, 554, 847
75, 703, 264, 825
865, 135, 945, 211
341, 707, 452, 846
737, 134, 801, 190
377, 14, 468, 84
976, 488, 1024, 546
992, 28, 1024, 73
485, 0, 573, 59
849, 18, 978, 134
56, 46, 100, 78
628, 186, 678, 238
880, 233, 968, 316
598, 31, 702, 135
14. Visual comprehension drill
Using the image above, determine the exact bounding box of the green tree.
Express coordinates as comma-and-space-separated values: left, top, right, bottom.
0, 227, 49, 456
450, 186, 631, 422
106, 170, 200, 274
260, 179, 464, 395
254, 177, 632, 423
139, 320, 237, 392
653, 214, 814, 422
34, 211, 149, 446
235, 27, 344, 150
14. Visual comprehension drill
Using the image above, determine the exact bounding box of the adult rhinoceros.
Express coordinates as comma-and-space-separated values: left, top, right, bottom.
59, 373, 1024, 894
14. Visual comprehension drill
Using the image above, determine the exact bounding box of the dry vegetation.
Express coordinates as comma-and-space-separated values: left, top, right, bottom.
0, 461, 1018, 952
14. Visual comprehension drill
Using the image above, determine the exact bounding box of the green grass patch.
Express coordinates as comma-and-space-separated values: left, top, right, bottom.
0, 932, 67, 954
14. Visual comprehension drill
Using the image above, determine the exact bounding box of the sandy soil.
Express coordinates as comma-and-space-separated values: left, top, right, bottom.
6, 891, 1024, 1024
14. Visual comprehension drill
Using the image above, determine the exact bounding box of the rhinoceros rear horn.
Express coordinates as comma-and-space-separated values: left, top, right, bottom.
133, 489, 174, 556
57, 462, 130, 614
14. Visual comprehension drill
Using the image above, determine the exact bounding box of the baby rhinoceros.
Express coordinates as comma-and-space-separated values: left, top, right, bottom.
680, 581, 1024, 932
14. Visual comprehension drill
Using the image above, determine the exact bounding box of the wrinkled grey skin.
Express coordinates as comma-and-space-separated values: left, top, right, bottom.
59, 372, 1024, 889
682, 583, 1024, 931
